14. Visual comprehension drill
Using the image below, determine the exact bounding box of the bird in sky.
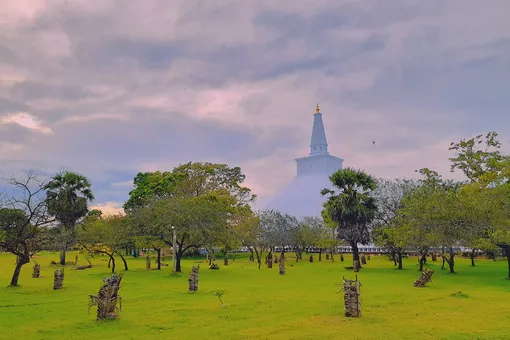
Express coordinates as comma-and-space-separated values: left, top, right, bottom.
372, 140, 376, 145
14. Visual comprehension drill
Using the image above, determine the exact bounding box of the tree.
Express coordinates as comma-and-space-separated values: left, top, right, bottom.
44, 171, 94, 265
322, 168, 378, 266
77, 214, 131, 272
372, 178, 419, 269
449, 132, 510, 268
123, 171, 183, 212
402, 171, 477, 274
292, 217, 321, 262
138, 195, 229, 272
0, 173, 53, 286
449, 131, 509, 185
258, 210, 298, 267
172, 162, 256, 205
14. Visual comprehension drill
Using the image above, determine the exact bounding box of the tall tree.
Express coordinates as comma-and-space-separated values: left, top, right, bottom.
0, 173, 53, 286
402, 171, 476, 274
449, 132, 510, 267
123, 171, 182, 212
172, 162, 256, 205
372, 178, 419, 269
321, 168, 378, 266
449, 131, 509, 184
44, 171, 94, 265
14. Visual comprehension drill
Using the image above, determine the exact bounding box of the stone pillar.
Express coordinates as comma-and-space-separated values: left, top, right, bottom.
343, 276, 362, 317
189, 266, 199, 291
89, 274, 123, 320
309, 255, 314, 262
54, 268, 64, 290
279, 254, 286, 275
340, 254, 344, 262
146, 256, 151, 269
413, 268, 435, 287
32, 262, 40, 278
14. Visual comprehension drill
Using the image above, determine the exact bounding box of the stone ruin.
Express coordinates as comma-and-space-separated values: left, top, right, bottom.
309, 255, 314, 262
353, 260, 360, 272
189, 265, 199, 291
54, 268, 64, 290
361, 255, 367, 265
279, 254, 286, 275
32, 262, 40, 278
326, 254, 330, 260
413, 268, 435, 287
146, 256, 151, 269
342, 275, 362, 318
340, 254, 344, 262
88, 273, 123, 320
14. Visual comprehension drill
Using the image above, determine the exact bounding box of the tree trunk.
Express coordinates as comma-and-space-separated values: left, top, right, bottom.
419, 253, 427, 271
504, 246, 510, 279
60, 240, 67, 265
249, 248, 254, 262
176, 251, 183, 272
109, 254, 116, 273
351, 241, 361, 268
156, 248, 161, 270
319, 249, 322, 261
267, 249, 273, 268
10, 256, 28, 287
470, 248, 476, 267
448, 247, 455, 274
108, 257, 112, 268
397, 251, 403, 269
119, 253, 128, 271
330, 249, 334, 262
295, 251, 299, 262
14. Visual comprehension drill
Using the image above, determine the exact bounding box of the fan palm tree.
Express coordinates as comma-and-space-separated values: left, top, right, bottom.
321, 168, 377, 267
45, 171, 94, 265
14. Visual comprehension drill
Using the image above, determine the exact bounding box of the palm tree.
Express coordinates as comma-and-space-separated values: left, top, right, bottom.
45, 171, 94, 265
321, 168, 377, 267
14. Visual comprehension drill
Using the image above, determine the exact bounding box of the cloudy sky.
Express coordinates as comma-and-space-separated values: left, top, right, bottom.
1, 0, 509, 214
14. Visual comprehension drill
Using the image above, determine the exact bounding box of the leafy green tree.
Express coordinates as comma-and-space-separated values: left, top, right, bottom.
449, 131, 509, 184
402, 171, 479, 273
172, 162, 256, 205
449, 132, 510, 267
123, 171, 182, 211
44, 171, 94, 265
77, 214, 131, 272
322, 168, 378, 266
136, 194, 229, 272
0, 174, 53, 286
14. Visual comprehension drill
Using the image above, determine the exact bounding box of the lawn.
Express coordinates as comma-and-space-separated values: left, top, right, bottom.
0, 252, 509, 340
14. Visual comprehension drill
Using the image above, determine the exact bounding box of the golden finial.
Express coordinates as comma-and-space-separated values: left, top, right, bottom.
315, 102, 320, 114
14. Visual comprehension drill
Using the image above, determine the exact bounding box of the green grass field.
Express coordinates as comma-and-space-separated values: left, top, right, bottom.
0, 252, 509, 340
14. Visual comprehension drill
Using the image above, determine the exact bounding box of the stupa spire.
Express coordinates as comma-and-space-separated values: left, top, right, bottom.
310, 103, 328, 156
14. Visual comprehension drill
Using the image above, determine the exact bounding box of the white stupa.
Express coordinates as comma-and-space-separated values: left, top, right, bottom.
265, 103, 343, 217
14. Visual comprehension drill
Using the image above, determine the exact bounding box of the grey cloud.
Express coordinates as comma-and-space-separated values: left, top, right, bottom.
1, 0, 510, 205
